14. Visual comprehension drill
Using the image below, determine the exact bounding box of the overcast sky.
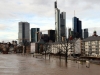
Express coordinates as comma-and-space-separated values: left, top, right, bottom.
0, 0, 100, 42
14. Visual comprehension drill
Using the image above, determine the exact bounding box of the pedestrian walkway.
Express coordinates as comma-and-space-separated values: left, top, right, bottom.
0, 54, 100, 75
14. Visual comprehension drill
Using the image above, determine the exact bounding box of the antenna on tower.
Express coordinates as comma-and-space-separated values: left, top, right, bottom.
74, 10, 75, 17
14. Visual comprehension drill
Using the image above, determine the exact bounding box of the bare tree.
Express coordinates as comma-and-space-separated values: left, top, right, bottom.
43, 38, 82, 63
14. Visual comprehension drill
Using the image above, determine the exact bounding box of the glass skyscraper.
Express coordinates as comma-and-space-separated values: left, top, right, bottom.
72, 17, 82, 38
31, 28, 40, 42
68, 28, 71, 38
55, 8, 60, 42
60, 12, 66, 38
18, 22, 30, 45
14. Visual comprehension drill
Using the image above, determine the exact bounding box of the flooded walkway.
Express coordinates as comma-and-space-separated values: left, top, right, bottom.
0, 54, 100, 75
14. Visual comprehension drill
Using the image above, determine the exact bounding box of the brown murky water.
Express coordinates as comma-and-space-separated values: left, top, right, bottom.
0, 54, 100, 75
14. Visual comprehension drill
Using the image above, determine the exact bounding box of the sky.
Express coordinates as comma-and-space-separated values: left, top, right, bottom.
0, 0, 100, 42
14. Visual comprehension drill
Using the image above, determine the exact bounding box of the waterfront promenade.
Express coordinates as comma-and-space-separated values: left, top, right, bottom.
0, 54, 100, 75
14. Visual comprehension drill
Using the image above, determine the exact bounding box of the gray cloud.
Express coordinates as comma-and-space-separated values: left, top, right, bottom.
0, 0, 100, 19
0, 0, 100, 41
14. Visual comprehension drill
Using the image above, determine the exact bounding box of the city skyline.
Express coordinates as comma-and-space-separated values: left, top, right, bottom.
0, 0, 100, 42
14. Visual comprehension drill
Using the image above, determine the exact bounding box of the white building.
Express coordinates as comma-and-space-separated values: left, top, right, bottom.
83, 36, 100, 57
73, 38, 82, 55
45, 38, 82, 56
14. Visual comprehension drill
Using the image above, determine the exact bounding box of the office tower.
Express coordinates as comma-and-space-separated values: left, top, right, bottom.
42, 34, 49, 42
54, 1, 66, 42
18, 22, 30, 45
55, 1, 60, 42
68, 28, 73, 40
48, 30, 55, 42
72, 17, 82, 38
83, 29, 88, 39
68, 28, 71, 38
60, 12, 66, 40
79, 20, 82, 38
38, 32, 42, 41
70, 31, 74, 40
31, 28, 40, 42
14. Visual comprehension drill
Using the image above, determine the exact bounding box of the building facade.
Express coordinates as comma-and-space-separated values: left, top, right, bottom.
18, 22, 30, 45
83, 36, 100, 57
73, 38, 82, 56
31, 28, 40, 42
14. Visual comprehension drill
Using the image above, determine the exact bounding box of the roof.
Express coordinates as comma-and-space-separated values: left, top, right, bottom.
83, 36, 100, 41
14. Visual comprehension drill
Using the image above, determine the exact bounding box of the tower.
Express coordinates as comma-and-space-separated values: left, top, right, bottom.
68, 28, 71, 38
31, 28, 40, 42
54, 1, 66, 42
48, 30, 55, 42
83, 28, 88, 39
72, 17, 82, 38
60, 12, 66, 40
18, 22, 30, 45
55, 1, 60, 42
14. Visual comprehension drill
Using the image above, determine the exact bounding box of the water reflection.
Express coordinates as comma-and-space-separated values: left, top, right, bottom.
43, 56, 87, 69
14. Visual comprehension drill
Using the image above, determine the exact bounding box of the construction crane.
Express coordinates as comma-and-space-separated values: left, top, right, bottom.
16, 38, 29, 40
35, 29, 53, 42
36, 29, 52, 34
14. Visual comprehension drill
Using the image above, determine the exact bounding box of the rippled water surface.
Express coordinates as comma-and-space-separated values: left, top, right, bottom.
0, 54, 100, 75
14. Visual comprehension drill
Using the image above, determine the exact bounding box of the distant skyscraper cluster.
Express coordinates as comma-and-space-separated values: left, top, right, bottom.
18, 23, 55, 45
18, 1, 90, 45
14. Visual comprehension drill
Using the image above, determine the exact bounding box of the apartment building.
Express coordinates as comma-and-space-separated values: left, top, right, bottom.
83, 36, 100, 57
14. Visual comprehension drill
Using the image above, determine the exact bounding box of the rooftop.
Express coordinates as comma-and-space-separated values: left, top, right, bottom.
83, 36, 100, 41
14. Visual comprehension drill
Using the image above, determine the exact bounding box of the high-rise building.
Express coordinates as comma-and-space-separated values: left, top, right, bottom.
72, 17, 82, 38
18, 22, 30, 45
31, 28, 40, 42
55, 4, 60, 42
68, 28, 74, 40
54, 1, 66, 42
60, 12, 66, 39
83, 29, 88, 39
42, 34, 49, 42
48, 30, 55, 42
68, 28, 71, 38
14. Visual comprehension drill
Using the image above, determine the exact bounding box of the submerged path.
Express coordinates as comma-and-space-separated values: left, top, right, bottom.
0, 54, 100, 75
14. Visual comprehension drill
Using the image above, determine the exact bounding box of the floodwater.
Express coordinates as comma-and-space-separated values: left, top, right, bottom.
0, 54, 100, 75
